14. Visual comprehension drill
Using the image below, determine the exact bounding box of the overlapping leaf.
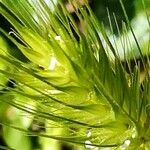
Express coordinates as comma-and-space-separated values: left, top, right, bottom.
0, 0, 150, 149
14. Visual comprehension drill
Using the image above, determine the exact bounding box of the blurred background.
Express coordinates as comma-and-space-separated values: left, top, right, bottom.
0, 0, 150, 150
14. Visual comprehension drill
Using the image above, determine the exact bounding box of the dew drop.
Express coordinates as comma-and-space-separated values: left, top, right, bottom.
55, 35, 61, 41
121, 139, 131, 150
124, 140, 130, 146
48, 56, 57, 70
85, 140, 95, 149
100, 148, 111, 150
87, 129, 92, 138
132, 133, 136, 139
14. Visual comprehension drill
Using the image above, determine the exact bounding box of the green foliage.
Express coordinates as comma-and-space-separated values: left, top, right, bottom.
0, 0, 150, 149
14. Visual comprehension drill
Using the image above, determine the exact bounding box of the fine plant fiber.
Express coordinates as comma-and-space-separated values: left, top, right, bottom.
0, 0, 150, 149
